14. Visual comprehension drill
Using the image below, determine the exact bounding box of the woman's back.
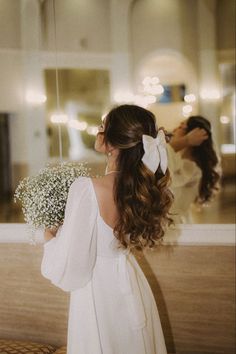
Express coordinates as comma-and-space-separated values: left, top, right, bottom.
91, 174, 118, 230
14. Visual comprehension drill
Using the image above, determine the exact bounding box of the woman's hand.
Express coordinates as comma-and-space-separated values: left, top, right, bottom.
44, 226, 60, 242
170, 127, 208, 151
186, 128, 208, 146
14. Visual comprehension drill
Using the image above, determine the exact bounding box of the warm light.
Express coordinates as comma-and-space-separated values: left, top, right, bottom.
133, 95, 156, 108
146, 95, 156, 104
221, 144, 236, 154
184, 94, 196, 103
200, 89, 220, 100
133, 95, 145, 108
101, 113, 107, 121
114, 86, 159, 108
26, 91, 47, 104
150, 84, 164, 95
50, 113, 68, 124
87, 126, 98, 135
143, 84, 164, 95
142, 76, 160, 86
182, 105, 193, 114
68, 120, 88, 130
151, 76, 160, 84
113, 91, 134, 103
142, 79, 164, 96
134, 95, 155, 106
220, 115, 230, 124
142, 76, 152, 85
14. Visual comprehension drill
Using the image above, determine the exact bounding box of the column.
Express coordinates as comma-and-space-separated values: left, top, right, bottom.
20, 0, 48, 176
198, 0, 221, 146
110, 0, 133, 102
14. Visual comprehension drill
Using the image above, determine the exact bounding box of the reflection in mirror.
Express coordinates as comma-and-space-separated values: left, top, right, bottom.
44, 68, 109, 164
0, 0, 235, 224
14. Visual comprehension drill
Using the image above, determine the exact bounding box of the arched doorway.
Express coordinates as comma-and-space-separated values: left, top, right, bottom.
135, 50, 199, 130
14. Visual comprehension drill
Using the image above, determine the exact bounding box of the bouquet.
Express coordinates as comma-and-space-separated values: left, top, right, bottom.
14, 162, 90, 237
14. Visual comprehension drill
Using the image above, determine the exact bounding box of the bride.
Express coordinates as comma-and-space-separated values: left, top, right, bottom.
41, 104, 173, 354
167, 115, 220, 223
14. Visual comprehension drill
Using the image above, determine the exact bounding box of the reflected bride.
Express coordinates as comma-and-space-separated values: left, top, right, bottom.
167, 116, 221, 223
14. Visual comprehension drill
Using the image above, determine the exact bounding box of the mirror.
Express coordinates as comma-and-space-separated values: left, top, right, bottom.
0, 0, 235, 224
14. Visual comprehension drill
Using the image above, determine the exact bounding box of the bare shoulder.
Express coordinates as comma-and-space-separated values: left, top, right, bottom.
90, 176, 118, 226
90, 176, 116, 202
90, 175, 113, 192
90, 176, 103, 186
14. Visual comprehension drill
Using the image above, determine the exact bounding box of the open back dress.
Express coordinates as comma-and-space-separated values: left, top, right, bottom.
41, 177, 167, 354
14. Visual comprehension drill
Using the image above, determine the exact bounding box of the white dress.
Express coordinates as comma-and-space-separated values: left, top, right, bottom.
41, 177, 167, 354
167, 145, 202, 223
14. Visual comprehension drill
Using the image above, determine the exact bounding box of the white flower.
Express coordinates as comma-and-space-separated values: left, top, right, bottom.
14, 162, 90, 232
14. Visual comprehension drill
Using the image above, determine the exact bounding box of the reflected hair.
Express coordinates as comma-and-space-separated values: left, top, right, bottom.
103, 104, 173, 250
186, 115, 220, 203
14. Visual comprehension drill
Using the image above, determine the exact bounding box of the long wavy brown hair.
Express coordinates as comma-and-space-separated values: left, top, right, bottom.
103, 104, 173, 250
186, 116, 220, 203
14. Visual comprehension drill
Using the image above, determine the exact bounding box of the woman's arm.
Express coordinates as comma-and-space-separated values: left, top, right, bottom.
41, 178, 98, 291
170, 127, 208, 152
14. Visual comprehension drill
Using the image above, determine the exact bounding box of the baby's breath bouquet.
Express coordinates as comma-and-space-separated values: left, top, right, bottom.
14, 162, 90, 236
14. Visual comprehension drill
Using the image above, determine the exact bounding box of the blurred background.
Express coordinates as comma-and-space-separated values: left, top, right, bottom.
0, 0, 235, 224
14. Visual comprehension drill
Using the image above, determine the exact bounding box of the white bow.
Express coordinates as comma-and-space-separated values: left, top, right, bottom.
141, 130, 168, 174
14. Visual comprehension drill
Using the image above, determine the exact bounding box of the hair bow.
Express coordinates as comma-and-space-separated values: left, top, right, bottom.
141, 130, 168, 174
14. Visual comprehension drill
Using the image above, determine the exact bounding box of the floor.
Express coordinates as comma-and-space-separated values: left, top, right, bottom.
191, 178, 235, 224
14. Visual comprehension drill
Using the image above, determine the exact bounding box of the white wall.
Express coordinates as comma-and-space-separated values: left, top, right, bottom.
216, 0, 236, 51
0, 50, 23, 112
0, 0, 23, 110
0, 0, 21, 48
42, 0, 111, 52
131, 0, 199, 77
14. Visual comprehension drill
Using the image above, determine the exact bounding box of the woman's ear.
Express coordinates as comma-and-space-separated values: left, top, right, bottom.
106, 144, 119, 158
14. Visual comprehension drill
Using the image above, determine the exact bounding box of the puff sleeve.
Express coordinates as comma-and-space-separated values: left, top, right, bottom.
167, 144, 201, 188
41, 177, 98, 292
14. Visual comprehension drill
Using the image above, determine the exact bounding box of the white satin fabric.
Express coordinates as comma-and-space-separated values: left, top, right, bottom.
142, 131, 168, 174
41, 177, 167, 354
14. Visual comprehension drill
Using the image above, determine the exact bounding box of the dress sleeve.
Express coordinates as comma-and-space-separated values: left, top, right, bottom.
41, 177, 98, 292
167, 144, 201, 188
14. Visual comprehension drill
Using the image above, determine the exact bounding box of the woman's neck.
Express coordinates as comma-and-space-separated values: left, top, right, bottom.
105, 159, 119, 175
105, 170, 119, 175
105, 165, 119, 175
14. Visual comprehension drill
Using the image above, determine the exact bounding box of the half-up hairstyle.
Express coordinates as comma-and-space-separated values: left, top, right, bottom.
103, 104, 173, 250
186, 116, 220, 203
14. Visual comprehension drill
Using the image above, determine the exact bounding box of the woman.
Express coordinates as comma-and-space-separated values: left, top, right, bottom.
41, 104, 173, 354
168, 115, 220, 223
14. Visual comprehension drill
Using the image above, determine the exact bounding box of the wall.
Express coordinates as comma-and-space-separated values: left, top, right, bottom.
41, 0, 111, 52
0, 0, 21, 48
0, 51, 23, 112
0, 1, 22, 111
216, 0, 236, 51
131, 0, 199, 79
